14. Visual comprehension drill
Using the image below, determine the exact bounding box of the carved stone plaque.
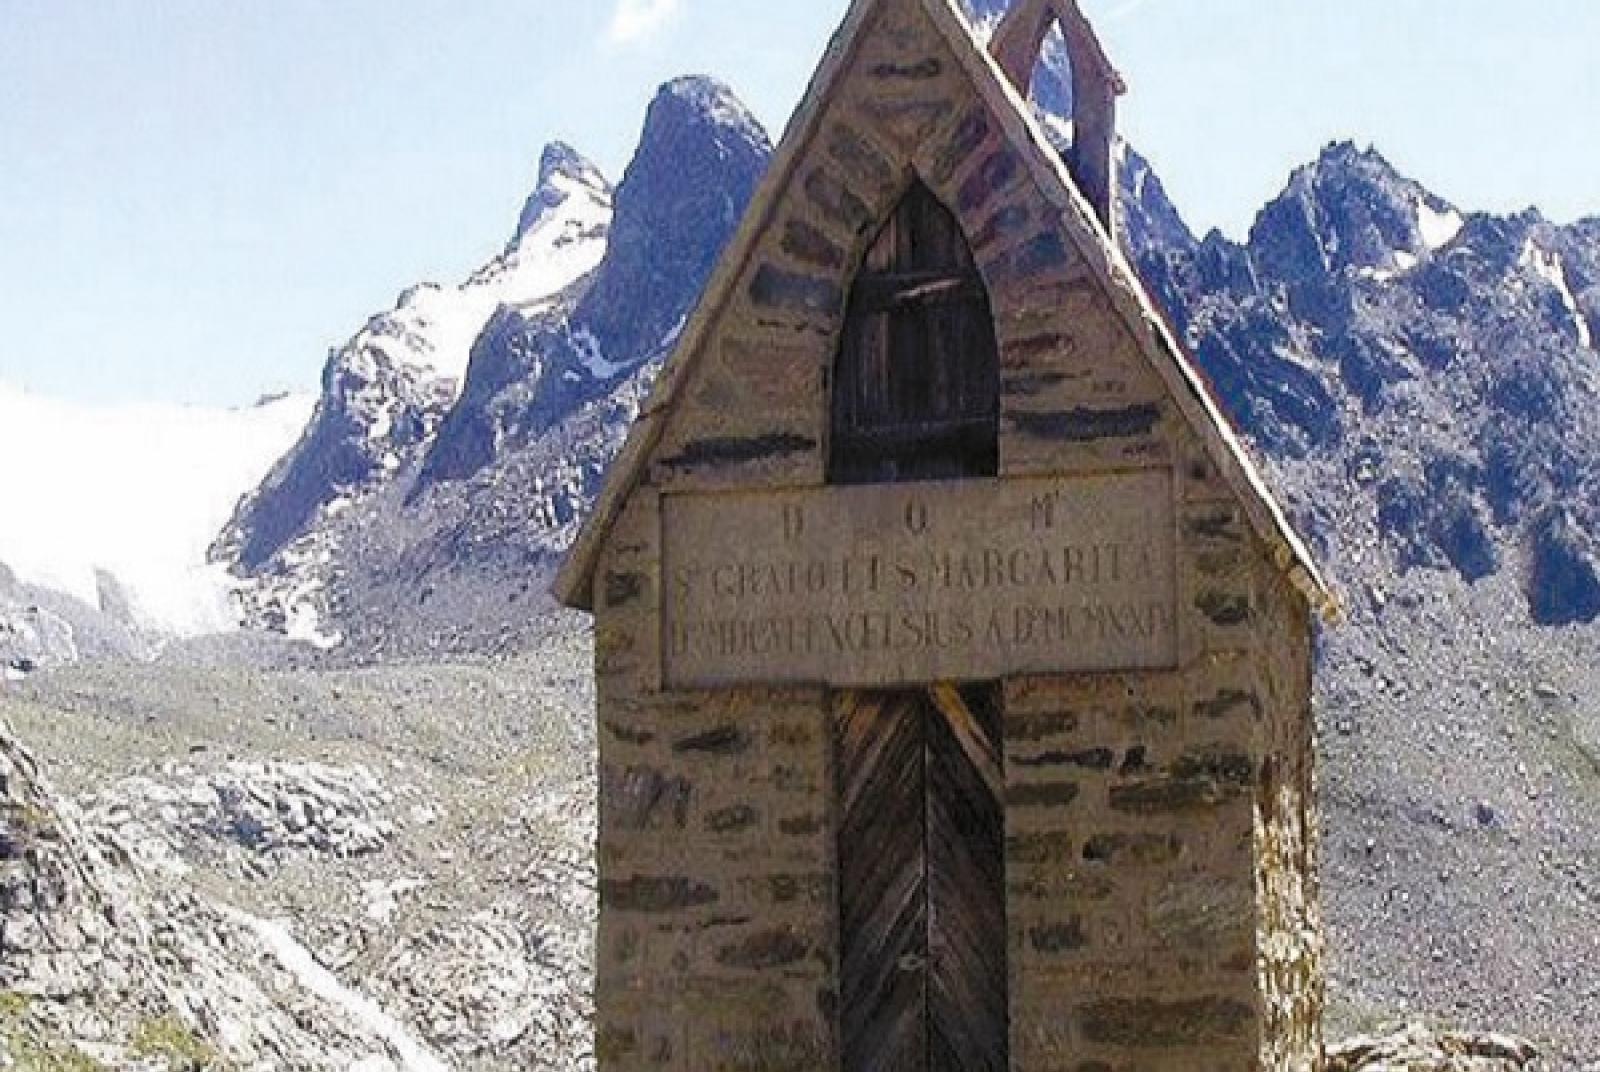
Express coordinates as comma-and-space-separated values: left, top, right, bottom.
661, 470, 1178, 689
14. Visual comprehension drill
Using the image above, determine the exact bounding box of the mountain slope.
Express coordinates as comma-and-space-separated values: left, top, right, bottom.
219, 76, 772, 658
212, 144, 613, 642
215, 146, 612, 572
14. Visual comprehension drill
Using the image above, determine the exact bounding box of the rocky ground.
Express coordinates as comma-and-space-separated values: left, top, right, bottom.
2, 588, 1594, 1069
0, 624, 597, 1071
1328, 1023, 1543, 1071
1313, 571, 1600, 1068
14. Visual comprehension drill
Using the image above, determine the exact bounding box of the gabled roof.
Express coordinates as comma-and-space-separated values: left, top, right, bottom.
554, 0, 1336, 620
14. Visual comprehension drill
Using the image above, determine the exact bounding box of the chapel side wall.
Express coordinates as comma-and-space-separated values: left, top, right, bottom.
1003, 430, 1281, 1070
591, 493, 840, 1072
1253, 564, 1326, 1072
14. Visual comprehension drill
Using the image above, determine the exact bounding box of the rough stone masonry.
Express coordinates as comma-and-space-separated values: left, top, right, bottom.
556, 0, 1334, 1068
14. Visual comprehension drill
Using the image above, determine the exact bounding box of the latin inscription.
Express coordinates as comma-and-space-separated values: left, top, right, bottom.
661, 472, 1179, 689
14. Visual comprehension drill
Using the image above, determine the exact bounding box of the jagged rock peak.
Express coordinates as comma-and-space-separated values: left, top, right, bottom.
514, 141, 611, 243
569, 73, 770, 368
655, 75, 769, 148
1248, 139, 1465, 305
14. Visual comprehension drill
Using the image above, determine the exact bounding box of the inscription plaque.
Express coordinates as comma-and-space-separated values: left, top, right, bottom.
661, 470, 1178, 689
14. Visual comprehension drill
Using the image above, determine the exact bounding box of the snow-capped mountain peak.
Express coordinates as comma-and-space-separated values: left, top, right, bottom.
513, 141, 612, 246
213, 142, 614, 582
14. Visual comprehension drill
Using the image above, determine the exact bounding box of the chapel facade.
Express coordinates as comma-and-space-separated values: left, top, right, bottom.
556, 0, 1333, 1068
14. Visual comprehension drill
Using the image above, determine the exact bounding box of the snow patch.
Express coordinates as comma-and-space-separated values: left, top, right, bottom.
1521, 240, 1593, 349
0, 385, 313, 636
572, 328, 628, 379
350, 170, 610, 389
225, 908, 451, 1072
1416, 197, 1464, 251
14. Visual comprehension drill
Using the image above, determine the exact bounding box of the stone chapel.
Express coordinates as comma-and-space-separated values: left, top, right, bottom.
555, 0, 1337, 1068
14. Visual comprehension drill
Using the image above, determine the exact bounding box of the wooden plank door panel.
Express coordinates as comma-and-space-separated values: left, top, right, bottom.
828, 179, 999, 487
836, 686, 1008, 1072
837, 692, 929, 1072
927, 684, 1009, 1072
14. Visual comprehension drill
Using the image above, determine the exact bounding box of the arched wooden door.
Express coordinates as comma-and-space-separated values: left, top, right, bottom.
829, 180, 1008, 1072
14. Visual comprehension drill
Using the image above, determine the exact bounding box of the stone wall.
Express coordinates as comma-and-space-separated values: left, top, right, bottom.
585, 0, 1323, 1067
1254, 564, 1326, 1071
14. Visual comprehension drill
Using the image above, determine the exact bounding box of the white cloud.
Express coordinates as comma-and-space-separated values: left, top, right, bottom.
606, 0, 683, 45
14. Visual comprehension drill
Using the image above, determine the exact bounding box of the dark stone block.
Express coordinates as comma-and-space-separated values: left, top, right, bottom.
1079, 997, 1255, 1047
1001, 331, 1074, 366
602, 876, 720, 912
673, 725, 752, 755
1001, 372, 1071, 398
1008, 710, 1080, 742
749, 263, 844, 316
602, 720, 655, 746
1010, 404, 1163, 443
869, 58, 942, 80
1119, 746, 1151, 774
1195, 591, 1252, 626
1012, 231, 1072, 276
1015, 747, 1114, 771
972, 204, 1031, 251
1030, 918, 1088, 953
603, 570, 645, 608
1082, 832, 1183, 865
602, 765, 691, 831
930, 107, 990, 184
802, 168, 873, 232
1007, 831, 1075, 864
661, 433, 818, 472
1184, 507, 1245, 543
706, 805, 761, 834
1173, 750, 1256, 787
740, 873, 831, 906
958, 149, 1020, 214
778, 813, 825, 837
826, 123, 894, 191
1116, 704, 1179, 728
1007, 781, 1081, 808
716, 927, 812, 970
781, 219, 846, 269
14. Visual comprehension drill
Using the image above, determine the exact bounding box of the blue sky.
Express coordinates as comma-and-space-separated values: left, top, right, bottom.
1, 0, 1597, 406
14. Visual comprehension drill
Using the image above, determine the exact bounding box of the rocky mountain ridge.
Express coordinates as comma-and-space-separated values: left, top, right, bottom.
211, 143, 614, 646
212, 75, 771, 659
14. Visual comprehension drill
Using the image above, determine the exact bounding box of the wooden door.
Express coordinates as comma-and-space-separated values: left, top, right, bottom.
835, 685, 1008, 1072
830, 180, 1008, 1071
